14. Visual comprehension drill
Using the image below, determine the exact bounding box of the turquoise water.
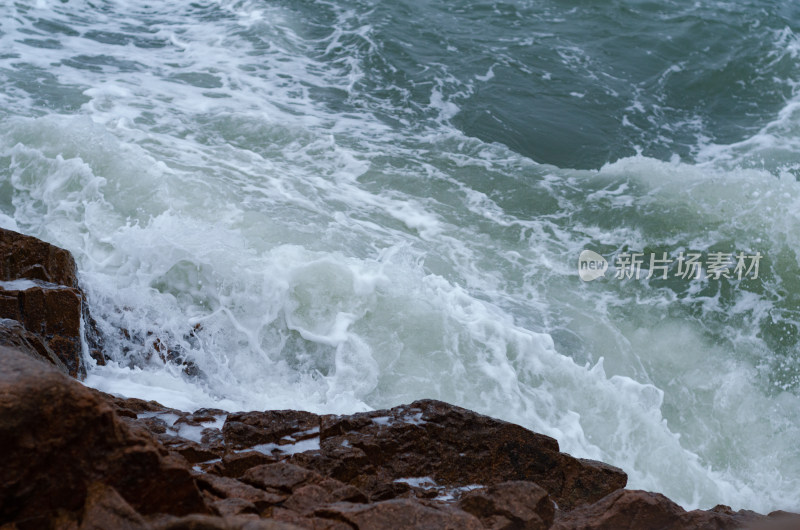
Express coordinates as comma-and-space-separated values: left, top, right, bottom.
2, 0, 800, 512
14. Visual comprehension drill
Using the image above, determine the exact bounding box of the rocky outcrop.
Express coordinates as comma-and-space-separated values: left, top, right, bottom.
550, 489, 800, 530
459, 481, 554, 530
0, 346, 207, 527
0, 228, 79, 288
0, 227, 92, 377
0, 317, 70, 374
0, 280, 83, 377
1, 228, 799, 529
1, 342, 798, 529
223, 402, 626, 511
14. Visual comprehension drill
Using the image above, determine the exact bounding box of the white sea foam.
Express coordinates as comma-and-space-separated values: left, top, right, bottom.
0, 279, 46, 291
250, 437, 321, 456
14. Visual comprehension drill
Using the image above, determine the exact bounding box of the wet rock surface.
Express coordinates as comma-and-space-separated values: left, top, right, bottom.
0, 346, 207, 527
550, 489, 789, 530
0, 227, 88, 377
0, 317, 70, 374
3, 344, 799, 529
0, 228, 79, 288
227, 401, 627, 511
2, 228, 799, 529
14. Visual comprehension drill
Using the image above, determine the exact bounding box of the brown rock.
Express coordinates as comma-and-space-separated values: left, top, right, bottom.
269, 508, 353, 530
219, 401, 625, 509
241, 462, 323, 495
552, 489, 686, 529
1, 344, 796, 530
0, 227, 90, 378
283, 485, 343, 516
285, 399, 626, 510
206, 462, 368, 520
755, 511, 800, 530
223, 410, 319, 450
551, 489, 773, 530
0, 346, 207, 524
283, 479, 368, 516
0, 228, 78, 288
0, 317, 68, 374
367, 481, 412, 501
196, 474, 287, 511
190, 409, 228, 423
102, 394, 173, 416
203, 452, 278, 478
558, 458, 632, 514
208, 498, 259, 518
79, 483, 149, 530
0, 282, 84, 377
177, 444, 224, 465
151, 514, 301, 529
162, 438, 224, 465
314, 498, 483, 530
459, 481, 555, 530
0, 227, 106, 374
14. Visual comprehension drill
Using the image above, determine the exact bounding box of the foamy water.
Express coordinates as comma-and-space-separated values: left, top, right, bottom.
2, 0, 800, 513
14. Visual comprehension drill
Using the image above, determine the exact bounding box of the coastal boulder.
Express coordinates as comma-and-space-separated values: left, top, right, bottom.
0, 346, 207, 526
0, 317, 69, 374
296, 400, 626, 510
550, 489, 782, 530
0, 227, 90, 377
313, 498, 484, 530
459, 481, 555, 530
0, 280, 83, 377
221, 400, 627, 511
0, 227, 78, 287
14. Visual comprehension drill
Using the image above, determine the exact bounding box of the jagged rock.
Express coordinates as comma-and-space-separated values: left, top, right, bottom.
223, 411, 319, 450
196, 474, 287, 513
95, 392, 175, 417
3, 352, 799, 530
269, 507, 355, 530
190, 409, 228, 421
0, 346, 207, 525
0, 228, 78, 287
203, 452, 278, 479
0, 227, 93, 377
209, 497, 260, 518
79, 483, 149, 530
0, 281, 84, 377
282, 479, 368, 516
167, 439, 224, 465
459, 481, 555, 530
232, 462, 370, 521
758, 511, 800, 530
150, 514, 301, 529
231, 400, 628, 510
367, 481, 412, 501
550, 489, 786, 530
0, 317, 69, 374
313, 498, 484, 530
240, 463, 328, 497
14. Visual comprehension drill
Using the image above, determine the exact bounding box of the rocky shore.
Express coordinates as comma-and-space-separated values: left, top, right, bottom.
1, 227, 797, 529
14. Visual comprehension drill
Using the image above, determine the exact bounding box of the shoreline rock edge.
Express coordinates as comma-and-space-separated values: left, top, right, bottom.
1, 227, 798, 529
